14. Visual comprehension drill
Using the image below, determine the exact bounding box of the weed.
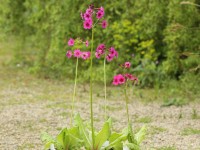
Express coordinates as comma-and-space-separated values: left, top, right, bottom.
191, 108, 200, 119
17, 143, 35, 149
136, 116, 152, 123
148, 126, 167, 135
157, 146, 176, 150
181, 127, 200, 135
161, 98, 187, 107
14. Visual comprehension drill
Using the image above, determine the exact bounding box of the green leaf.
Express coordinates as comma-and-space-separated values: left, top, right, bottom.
135, 126, 146, 144
94, 118, 111, 149
126, 143, 140, 150
41, 132, 55, 150
56, 128, 68, 148
41, 132, 54, 143
67, 126, 83, 148
74, 114, 92, 149
105, 132, 127, 149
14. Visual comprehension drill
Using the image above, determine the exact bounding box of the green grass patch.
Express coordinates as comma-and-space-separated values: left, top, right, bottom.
46, 102, 71, 109
136, 116, 152, 123
161, 98, 187, 107
191, 109, 200, 119
181, 127, 200, 136
105, 105, 123, 111
148, 126, 167, 135
17, 143, 35, 149
157, 146, 176, 150
59, 112, 70, 117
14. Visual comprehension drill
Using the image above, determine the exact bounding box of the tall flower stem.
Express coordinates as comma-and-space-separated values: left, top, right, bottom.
104, 55, 107, 119
124, 82, 134, 141
90, 28, 95, 148
124, 82, 130, 125
70, 57, 79, 126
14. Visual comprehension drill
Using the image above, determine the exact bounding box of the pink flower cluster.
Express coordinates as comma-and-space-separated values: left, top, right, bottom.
67, 38, 89, 47
66, 50, 90, 60
68, 38, 74, 46
96, 7, 105, 19
95, 44, 118, 62
119, 62, 131, 69
101, 20, 108, 28
81, 5, 107, 29
112, 74, 138, 86
112, 61, 138, 85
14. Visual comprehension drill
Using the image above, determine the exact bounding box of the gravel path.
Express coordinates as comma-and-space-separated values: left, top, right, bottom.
0, 81, 200, 150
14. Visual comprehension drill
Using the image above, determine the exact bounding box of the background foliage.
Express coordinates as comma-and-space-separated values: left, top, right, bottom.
0, 0, 199, 88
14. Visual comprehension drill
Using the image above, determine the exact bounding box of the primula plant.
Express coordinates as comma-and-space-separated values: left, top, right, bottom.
41, 4, 146, 150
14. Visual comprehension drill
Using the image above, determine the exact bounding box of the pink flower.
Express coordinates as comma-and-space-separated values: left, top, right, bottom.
87, 51, 91, 58
86, 8, 93, 14
81, 52, 90, 60
118, 74, 126, 85
125, 74, 133, 80
95, 52, 101, 59
95, 44, 106, 58
102, 20, 108, 28
68, 38, 74, 46
97, 44, 106, 50
125, 74, 138, 83
112, 74, 126, 85
85, 40, 89, 47
84, 12, 92, 20
96, 49, 104, 55
74, 49, 82, 58
66, 50, 72, 58
99, 6, 104, 12
112, 75, 119, 85
124, 62, 131, 68
106, 54, 114, 62
96, 10, 104, 19
130, 76, 138, 83
83, 20, 92, 29
109, 47, 116, 57
89, 4, 94, 10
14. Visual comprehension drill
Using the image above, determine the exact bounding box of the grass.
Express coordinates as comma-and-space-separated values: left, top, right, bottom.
161, 98, 188, 107
181, 127, 200, 136
17, 143, 35, 150
148, 126, 167, 135
136, 116, 152, 123
191, 108, 200, 119
157, 146, 176, 150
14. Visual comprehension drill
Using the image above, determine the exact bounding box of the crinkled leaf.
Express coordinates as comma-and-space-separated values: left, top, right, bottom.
41, 132, 55, 143
56, 128, 68, 148
74, 114, 92, 148
126, 143, 140, 150
127, 123, 134, 143
135, 126, 146, 144
41, 132, 55, 150
67, 126, 84, 148
94, 118, 111, 149
105, 132, 127, 149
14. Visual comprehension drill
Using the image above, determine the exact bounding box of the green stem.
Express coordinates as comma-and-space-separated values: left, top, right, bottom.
124, 82, 130, 125
70, 57, 79, 126
90, 28, 95, 149
104, 55, 107, 120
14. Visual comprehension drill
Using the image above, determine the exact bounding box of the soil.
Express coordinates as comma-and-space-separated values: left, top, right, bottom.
0, 78, 200, 150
